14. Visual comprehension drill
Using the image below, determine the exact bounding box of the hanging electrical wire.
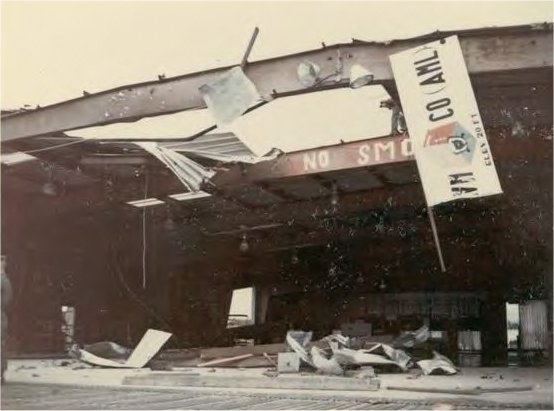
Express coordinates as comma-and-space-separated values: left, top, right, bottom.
142, 172, 148, 289
108, 245, 177, 339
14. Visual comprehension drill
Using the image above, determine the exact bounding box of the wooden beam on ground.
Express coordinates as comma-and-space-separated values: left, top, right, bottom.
197, 353, 254, 367
200, 343, 285, 360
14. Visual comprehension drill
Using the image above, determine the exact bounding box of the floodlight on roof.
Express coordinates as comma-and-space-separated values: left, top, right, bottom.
168, 191, 211, 202
1, 152, 37, 166
126, 198, 165, 208
297, 61, 321, 87
349, 64, 374, 89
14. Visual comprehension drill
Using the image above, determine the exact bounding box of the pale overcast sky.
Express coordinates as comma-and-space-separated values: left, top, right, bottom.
1, 1, 552, 154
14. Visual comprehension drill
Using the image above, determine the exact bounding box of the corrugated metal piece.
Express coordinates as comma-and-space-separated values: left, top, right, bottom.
457, 331, 482, 351
136, 142, 215, 192
164, 132, 282, 163
139, 136, 277, 192
457, 331, 482, 367
520, 300, 549, 350
161, 132, 255, 157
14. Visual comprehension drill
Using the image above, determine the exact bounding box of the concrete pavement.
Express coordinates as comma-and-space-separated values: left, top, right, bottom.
2, 359, 552, 409
2, 383, 550, 410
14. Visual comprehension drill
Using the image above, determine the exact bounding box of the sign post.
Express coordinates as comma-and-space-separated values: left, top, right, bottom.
390, 35, 503, 271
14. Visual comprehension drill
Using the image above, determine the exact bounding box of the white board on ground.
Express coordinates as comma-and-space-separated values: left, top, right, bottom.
78, 329, 172, 368
390, 35, 502, 206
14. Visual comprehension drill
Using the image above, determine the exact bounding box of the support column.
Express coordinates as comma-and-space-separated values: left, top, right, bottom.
255, 287, 270, 325
481, 294, 508, 366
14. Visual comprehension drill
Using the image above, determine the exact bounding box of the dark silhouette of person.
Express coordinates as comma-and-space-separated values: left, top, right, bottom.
1, 255, 13, 383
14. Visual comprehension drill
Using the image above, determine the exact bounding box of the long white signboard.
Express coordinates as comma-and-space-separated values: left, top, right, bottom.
390, 35, 502, 206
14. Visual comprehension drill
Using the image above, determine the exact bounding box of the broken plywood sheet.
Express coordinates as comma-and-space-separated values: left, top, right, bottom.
77, 329, 172, 368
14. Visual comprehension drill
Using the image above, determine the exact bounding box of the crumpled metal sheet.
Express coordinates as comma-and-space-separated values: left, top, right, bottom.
331, 346, 399, 367
138, 140, 281, 192
322, 333, 350, 348
417, 351, 458, 375
392, 325, 429, 349
136, 142, 215, 191
351, 342, 412, 370
311, 346, 343, 375
380, 344, 412, 371
199, 66, 261, 127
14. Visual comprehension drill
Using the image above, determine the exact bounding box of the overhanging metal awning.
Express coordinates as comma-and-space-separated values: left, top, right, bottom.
1, 23, 552, 142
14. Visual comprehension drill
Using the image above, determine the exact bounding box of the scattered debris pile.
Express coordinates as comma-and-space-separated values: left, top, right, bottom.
279, 326, 458, 377
69, 325, 459, 380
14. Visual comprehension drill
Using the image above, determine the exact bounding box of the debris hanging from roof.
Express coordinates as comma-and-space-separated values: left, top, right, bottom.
135, 142, 216, 191
199, 66, 262, 127
175, 146, 283, 164
137, 139, 281, 191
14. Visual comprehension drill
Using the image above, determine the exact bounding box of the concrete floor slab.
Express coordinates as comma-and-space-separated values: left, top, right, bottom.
2, 383, 551, 410
3, 359, 552, 408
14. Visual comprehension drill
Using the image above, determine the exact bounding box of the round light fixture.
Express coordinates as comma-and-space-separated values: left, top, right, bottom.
349, 64, 374, 89
297, 61, 321, 87
239, 234, 249, 253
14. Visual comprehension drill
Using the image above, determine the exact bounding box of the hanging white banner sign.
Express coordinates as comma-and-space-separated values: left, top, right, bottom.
390, 35, 502, 206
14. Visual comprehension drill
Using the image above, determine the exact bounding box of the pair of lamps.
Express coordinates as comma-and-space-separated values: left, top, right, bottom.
297, 61, 374, 89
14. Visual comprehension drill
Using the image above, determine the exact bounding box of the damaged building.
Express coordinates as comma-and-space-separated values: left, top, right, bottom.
1, 22, 552, 374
